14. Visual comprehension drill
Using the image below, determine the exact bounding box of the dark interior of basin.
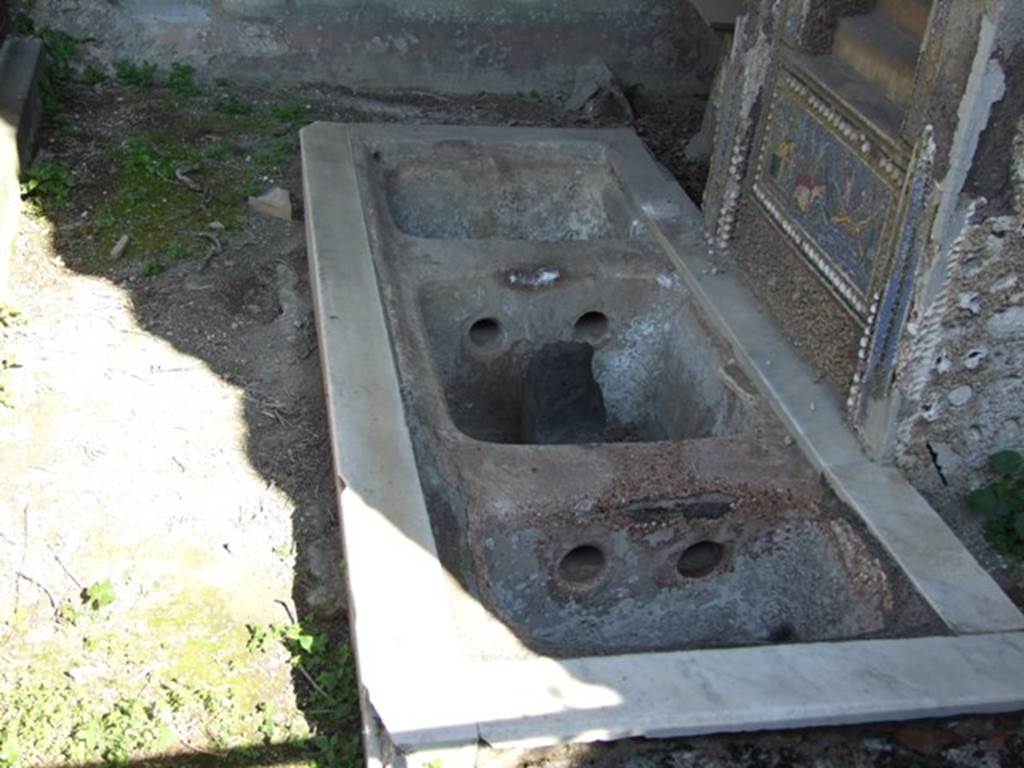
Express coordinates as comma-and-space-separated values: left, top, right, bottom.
418, 275, 753, 444
356, 132, 945, 662
381, 142, 648, 241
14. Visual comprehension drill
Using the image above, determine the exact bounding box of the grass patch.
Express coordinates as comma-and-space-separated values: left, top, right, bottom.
0, 579, 361, 768
215, 92, 254, 116
253, 139, 295, 176
969, 449, 1024, 559
169, 62, 202, 97
16, 14, 79, 130
114, 59, 158, 88
77, 116, 297, 273
80, 63, 107, 86
271, 102, 309, 123
20, 160, 75, 210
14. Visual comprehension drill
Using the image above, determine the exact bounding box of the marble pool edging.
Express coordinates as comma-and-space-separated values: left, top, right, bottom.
300, 122, 1024, 767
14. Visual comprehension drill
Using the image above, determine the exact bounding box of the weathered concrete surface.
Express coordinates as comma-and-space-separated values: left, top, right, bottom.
18, 0, 720, 96
0, 36, 43, 299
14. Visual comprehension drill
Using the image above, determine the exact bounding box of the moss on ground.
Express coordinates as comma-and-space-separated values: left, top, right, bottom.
0, 587, 361, 767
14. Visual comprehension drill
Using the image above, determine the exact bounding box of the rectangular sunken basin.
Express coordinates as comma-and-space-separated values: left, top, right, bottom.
301, 123, 1024, 767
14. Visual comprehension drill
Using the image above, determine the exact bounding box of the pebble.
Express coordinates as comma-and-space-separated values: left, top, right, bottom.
110, 234, 130, 260
948, 385, 973, 407
249, 187, 293, 221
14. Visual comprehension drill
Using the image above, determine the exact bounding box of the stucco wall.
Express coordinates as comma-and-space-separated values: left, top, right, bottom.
16, 0, 719, 96
893, 0, 1024, 501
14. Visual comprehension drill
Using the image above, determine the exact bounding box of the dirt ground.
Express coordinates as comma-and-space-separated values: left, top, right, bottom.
0, 65, 1022, 767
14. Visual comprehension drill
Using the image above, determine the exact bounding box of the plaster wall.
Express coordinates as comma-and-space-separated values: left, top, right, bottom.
893, 0, 1024, 500
17, 0, 719, 96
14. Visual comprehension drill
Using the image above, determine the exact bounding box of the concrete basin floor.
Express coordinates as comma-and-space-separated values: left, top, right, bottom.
301, 123, 1024, 766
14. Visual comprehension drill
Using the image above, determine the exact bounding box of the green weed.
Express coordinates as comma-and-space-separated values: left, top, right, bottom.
13, 12, 35, 36
20, 160, 75, 207
216, 92, 253, 116
969, 449, 1024, 559
271, 102, 309, 122
17, 16, 80, 120
119, 134, 196, 181
81, 580, 115, 611
114, 59, 158, 88
139, 258, 166, 277
81, 64, 107, 86
253, 139, 294, 175
246, 621, 362, 767
168, 62, 201, 97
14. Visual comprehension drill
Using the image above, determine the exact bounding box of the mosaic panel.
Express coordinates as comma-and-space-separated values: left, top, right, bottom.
755, 80, 898, 314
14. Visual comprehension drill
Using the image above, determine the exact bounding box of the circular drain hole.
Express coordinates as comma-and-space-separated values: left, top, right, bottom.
574, 311, 610, 343
768, 622, 798, 644
468, 317, 502, 349
558, 545, 606, 585
676, 541, 725, 578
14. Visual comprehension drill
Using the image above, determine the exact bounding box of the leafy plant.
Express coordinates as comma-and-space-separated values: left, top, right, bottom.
113, 59, 158, 87
139, 258, 166, 277
81, 64, 107, 86
119, 136, 179, 181
246, 621, 362, 766
253, 139, 294, 175
215, 92, 253, 116
0, 305, 22, 328
81, 580, 116, 611
165, 239, 191, 261
20, 161, 75, 205
17, 19, 80, 119
271, 102, 309, 122
968, 449, 1024, 559
168, 62, 201, 97
13, 12, 35, 36
38, 27, 79, 82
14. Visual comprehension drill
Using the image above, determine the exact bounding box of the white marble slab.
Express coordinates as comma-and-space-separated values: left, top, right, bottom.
473, 632, 1024, 749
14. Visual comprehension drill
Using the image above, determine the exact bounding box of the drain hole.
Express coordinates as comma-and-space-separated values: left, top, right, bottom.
677, 541, 724, 578
768, 622, 798, 644
468, 317, 502, 349
574, 311, 609, 342
558, 545, 606, 585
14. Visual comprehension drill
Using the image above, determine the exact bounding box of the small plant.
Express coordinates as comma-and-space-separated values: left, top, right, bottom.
80, 64, 107, 86
139, 258, 166, 277
271, 102, 309, 122
19, 21, 80, 119
56, 601, 81, 626
113, 59, 158, 87
0, 305, 22, 327
246, 620, 362, 765
14, 12, 35, 36
38, 27, 79, 82
20, 160, 75, 205
215, 92, 253, 115
165, 239, 190, 261
81, 580, 115, 611
168, 62, 201, 97
253, 139, 294, 175
119, 136, 178, 181
968, 449, 1024, 559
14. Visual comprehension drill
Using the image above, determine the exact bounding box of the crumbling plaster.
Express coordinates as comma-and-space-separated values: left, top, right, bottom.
893, 0, 1024, 500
